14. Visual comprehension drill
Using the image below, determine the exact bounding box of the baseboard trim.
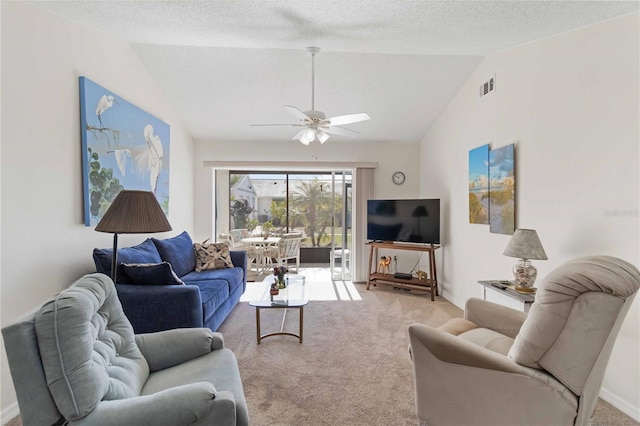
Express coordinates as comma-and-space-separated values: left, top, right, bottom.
1, 402, 19, 425
600, 386, 640, 422
2, 391, 637, 425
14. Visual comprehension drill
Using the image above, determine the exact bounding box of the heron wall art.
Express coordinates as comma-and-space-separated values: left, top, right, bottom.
79, 76, 170, 226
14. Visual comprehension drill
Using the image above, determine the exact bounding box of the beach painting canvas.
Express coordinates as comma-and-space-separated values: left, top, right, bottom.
469, 144, 490, 224
489, 143, 515, 235
80, 76, 170, 226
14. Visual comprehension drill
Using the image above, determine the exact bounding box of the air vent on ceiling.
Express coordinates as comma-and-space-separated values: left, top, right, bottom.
479, 75, 496, 98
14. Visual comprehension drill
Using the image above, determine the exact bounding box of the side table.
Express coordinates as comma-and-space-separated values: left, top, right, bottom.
478, 280, 535, 313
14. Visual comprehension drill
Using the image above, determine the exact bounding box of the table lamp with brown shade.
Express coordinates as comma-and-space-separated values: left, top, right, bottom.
503, 228, 547, 292
95, 190, 172, 283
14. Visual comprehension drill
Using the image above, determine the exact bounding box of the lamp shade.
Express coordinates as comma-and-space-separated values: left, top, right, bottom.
503, 229, 547, 260
95, 190, 171, 234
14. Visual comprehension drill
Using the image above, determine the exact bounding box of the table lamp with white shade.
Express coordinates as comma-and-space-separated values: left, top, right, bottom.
503, 228, 547, 292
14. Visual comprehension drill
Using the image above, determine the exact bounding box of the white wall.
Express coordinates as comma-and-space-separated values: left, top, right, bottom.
0, 2, 195, 420
420, 13, 639, 419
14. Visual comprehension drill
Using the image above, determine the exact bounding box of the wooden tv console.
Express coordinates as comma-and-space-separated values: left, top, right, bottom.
366, 241, 440, 301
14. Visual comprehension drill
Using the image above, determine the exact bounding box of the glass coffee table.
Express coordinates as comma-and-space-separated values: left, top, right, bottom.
249, 274, 308, 344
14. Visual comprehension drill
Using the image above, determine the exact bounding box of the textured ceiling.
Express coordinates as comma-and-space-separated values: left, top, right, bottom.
29, 1, 639, 144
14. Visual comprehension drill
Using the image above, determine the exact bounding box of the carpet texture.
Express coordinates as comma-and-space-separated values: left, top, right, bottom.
218, 281, 638, 425
220, 282, 459, 426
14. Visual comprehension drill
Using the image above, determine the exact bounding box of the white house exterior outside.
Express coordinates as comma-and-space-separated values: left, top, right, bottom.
231, 174, 349, 224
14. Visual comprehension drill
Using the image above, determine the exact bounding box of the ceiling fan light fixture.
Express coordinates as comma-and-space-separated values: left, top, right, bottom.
299, 129, 315, 145
304, 128, 315, 139
317, 130, 329, 144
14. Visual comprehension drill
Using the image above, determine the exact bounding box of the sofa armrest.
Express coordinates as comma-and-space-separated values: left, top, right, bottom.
230, 250, 248, 291
464, 297, 528, 339
135, 328, 224, 371
115, 284, 203, 334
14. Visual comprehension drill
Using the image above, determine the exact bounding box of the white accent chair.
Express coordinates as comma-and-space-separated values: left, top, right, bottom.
409, 256, 639, 426
229, 229, 250, 247
220, 231, 263, 273
265, 233, 302, 272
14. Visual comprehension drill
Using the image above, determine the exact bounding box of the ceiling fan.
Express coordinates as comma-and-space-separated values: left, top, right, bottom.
252, 46, 371, 145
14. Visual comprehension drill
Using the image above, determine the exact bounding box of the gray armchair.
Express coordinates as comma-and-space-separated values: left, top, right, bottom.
2, 273, 249, 426
409, 256, 639, 426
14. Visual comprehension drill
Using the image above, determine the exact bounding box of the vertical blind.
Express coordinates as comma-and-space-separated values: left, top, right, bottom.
353, 167, 375, 282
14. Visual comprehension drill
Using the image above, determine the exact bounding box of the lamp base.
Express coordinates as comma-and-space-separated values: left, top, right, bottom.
512, 259, 537, 291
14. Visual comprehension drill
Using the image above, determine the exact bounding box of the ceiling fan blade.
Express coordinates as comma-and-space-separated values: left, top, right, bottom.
327, 112, 370, 126
284, 105, 311, 122
323, 126, 359, 137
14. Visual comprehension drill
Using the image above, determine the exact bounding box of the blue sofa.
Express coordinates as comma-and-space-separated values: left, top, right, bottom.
93, 231, 247, 333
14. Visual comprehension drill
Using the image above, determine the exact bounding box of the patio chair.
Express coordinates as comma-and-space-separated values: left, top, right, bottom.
220, 232, 263, 272
230, 229, 249, 243
265, 233, 302, 272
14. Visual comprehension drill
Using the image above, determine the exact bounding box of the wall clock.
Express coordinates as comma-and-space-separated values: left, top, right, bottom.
392, 171, 406, 185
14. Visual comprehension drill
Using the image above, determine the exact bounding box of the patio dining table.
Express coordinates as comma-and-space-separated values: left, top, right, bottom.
241, 236, 281, 272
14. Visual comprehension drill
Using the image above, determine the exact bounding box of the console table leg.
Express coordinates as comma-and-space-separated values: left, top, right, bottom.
431, 250, 439, 297
366, 245, 376, 290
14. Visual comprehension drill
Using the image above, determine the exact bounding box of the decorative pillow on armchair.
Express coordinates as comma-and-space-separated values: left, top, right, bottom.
122, 262, 185, 285
194, 240, 234, 272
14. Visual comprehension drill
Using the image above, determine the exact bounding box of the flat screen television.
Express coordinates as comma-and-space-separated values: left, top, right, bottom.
367, 199, 440, 244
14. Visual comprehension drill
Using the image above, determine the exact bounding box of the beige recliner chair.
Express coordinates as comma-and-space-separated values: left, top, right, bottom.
409, 256, 639, 426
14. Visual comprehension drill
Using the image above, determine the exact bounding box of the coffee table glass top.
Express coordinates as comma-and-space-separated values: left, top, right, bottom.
249, 275, 308, 308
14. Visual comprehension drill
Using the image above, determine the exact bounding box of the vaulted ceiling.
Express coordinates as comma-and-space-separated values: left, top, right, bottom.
29, 1, 639, 145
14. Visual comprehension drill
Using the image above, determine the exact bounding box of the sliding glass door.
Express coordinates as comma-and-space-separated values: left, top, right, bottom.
228, 170, 352, 279
329, 173, 351, 280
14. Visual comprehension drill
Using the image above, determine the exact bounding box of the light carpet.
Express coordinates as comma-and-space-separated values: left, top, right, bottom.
218, 278, 638, 426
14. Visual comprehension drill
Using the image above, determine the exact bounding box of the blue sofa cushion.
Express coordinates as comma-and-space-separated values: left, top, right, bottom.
93, 239, 162, 284
193, 280, 230, 324
182, 268, 245, 299
182, 267, 243, 285
152, 231, 196, 277
122, 262, 185, 286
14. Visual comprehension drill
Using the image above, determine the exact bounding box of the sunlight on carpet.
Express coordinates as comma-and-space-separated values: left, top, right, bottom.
240, 266, 362, 302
